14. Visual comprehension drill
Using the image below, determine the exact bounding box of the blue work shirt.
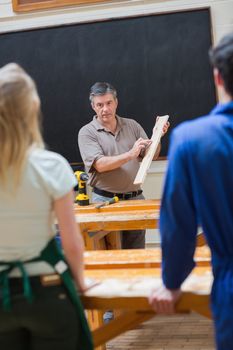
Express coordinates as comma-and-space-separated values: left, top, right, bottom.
160, 101, 233, 349
160, 101, 233, 288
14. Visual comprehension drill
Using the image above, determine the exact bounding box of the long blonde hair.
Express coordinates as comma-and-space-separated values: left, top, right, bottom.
0, 63, 44, 189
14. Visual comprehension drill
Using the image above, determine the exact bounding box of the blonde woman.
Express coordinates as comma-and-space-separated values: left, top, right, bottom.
0, 63, 92, 350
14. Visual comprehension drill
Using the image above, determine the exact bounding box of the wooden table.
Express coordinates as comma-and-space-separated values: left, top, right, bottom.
75, 199, 160, 250
82, 266, 213, 348
75, 199, 205, 249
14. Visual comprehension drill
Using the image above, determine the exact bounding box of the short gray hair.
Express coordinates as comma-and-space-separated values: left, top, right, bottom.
89, 82, 117, 103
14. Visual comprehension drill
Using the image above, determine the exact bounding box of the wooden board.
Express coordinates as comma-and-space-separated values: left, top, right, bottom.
12, 0, 112, 12
84, 246, 211, 269
74, 199, 160, 214
134, 115, 169, 185
84, 266, 212, 298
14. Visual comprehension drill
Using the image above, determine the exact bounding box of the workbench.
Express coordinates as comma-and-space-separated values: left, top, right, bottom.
82, 266, 213, 348
74, 199, 205, 249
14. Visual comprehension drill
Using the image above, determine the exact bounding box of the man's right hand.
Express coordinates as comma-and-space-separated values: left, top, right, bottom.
128, 138, 152, 159
94, 138, 152, 172
149, 284, 182, 314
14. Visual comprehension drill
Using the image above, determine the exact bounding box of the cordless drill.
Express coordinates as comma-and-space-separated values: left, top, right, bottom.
74, 171, 90, 206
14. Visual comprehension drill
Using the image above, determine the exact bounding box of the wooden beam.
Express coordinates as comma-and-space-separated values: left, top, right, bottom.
84, 246, 211, 269
12, 0, 113, 13
74, 199, 160, 214
92, 311, 154, 347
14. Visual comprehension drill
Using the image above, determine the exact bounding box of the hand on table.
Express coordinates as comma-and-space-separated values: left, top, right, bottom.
148, 284, 182, 314
81, 277, 101, 293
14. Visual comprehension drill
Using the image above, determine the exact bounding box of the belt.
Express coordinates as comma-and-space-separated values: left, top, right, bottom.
93, 187, 143, 200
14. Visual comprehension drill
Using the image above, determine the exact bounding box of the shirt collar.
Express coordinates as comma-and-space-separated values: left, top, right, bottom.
92, 115, 123, 132
92, 115, 105, 131
210, 101, 233, 116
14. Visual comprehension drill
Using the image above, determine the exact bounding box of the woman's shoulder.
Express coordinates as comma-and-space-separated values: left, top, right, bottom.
29, 148, 69, 168
27, 147, 77, 198
28, 147, 74, 179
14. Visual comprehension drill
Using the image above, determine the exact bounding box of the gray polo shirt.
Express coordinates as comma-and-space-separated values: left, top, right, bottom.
78, 115, 148, 193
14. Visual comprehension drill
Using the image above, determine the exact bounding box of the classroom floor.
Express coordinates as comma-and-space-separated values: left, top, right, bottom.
107, 312, 215, 350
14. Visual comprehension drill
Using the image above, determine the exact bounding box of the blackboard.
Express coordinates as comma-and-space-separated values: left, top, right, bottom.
0, 8, 216, 164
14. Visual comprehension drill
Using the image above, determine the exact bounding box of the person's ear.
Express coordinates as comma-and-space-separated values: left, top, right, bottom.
115, 98, 118, 108
91, 102, 96, 112
214, 68, 224, 88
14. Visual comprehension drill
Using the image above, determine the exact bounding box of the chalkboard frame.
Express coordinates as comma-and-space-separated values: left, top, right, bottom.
0, 7, 216, 166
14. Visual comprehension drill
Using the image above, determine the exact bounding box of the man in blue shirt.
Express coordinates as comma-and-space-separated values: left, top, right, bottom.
149, 32, 233, 350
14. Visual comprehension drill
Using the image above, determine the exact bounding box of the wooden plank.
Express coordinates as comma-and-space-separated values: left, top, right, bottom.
84, 266, 212, 293
78, 211, 158, 233
134, 115, 169, 185
105, 232, 122, 250
74, 199, 160, 214
87, 309, 106, 350
92, 311, 154, 347
84, 246, 211, 269
12, 0, 113, 13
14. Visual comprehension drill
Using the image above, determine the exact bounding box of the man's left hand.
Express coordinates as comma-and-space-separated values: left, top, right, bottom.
154, 116, 170, 136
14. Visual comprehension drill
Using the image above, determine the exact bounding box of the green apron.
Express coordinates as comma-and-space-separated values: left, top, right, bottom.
0, 238, 93, 350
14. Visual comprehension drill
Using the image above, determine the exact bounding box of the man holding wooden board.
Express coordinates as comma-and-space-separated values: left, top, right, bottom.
78, 82, 169, 249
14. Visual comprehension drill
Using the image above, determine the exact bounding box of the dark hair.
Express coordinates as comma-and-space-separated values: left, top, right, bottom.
209, 32, 233, 97
89, 82, 117, 103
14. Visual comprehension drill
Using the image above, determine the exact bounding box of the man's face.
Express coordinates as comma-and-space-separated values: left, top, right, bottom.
91, 93, 118, 125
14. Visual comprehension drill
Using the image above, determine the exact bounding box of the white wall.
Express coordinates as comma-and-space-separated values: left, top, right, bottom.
1, 0, 233, 242
1, 0, 233, 37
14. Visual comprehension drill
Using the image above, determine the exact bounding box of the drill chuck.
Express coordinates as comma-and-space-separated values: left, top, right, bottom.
79, 173, 89, 182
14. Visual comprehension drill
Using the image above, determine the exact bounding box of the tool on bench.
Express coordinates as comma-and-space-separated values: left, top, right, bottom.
95, 196, 119, 209
74, 171, 90, 206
